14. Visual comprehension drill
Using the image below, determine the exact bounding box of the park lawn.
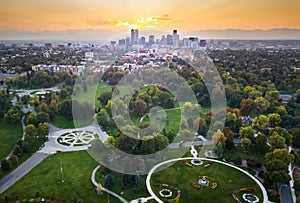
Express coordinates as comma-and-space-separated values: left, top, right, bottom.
150, 160, 263, 203
222, 147, 266, 163
75, 82, 111, 109
3, 151, 120, 202
3, 151, 156, 203
0, 119, 23, 160
51, 116, 93, 129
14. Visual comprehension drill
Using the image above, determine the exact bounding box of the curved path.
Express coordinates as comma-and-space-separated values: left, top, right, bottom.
146, 157, 272, 203
91, 166, 128, 203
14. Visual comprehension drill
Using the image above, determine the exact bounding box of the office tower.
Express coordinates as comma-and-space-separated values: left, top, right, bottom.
167, 35, 173, 46
199, 40, 207, 47
161, 35, 167, 46
131, 29, 139, 45
119, 39, 126, 46
173, 30, 179, 48
149, 35, 155, 46
140, 37, 146, 45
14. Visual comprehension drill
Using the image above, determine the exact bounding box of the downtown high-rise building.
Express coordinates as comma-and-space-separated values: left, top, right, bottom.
131, 29, 139, 45
173, 30, 180, 48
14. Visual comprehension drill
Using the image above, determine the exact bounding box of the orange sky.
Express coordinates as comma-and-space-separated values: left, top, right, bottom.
0, 0, 299, 32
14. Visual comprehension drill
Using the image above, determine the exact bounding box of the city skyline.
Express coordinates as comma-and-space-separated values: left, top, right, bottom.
0, 0, 300, 33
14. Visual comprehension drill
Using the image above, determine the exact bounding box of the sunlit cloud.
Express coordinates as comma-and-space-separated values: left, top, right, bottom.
107, 15, 172, 29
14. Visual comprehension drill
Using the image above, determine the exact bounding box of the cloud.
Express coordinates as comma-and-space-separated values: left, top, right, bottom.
115, 15, 173, 29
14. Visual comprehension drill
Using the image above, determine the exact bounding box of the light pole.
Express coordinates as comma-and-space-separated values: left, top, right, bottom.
60, 162, 64, 183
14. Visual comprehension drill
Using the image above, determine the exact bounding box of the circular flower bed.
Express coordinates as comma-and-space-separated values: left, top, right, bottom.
191, 159, 203, 166
159, 189, 172, 198
242, 194, 259, 203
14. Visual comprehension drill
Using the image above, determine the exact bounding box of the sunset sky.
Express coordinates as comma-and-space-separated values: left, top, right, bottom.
0, 0, 299, 32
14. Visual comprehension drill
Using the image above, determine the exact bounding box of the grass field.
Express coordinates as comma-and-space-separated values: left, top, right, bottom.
2, 151, 154, 203
3, 151, 117, 202
222, 147, 266, 163
150, 160, 263, 203
51, 116, 93, 129
0, 119, 23, 160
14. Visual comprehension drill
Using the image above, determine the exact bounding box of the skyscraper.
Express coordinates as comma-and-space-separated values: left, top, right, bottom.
173, 30, 179, 48
131, 29, 139, 45
149, 35, 155, 46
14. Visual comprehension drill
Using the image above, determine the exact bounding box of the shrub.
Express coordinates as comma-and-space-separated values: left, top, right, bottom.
232, 157, 242, 165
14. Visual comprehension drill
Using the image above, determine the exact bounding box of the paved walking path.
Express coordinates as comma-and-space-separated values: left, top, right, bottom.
0, 122, 108, 194
146, 157, 271, 203
0, 152, 49, 194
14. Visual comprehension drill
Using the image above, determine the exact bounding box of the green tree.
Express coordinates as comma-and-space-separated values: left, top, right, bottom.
97, 92, 112, 107
254, 97, 270, 114
4, 106, 22, 125
239, 126, 255, 140
1, 159, 10, 170
269, 134, 286, 151
253, 115, 269, 130
141, 134, 169, 154
270, 127, 292, 146
268, 113, 281, 127
59, 100, 73, 120
37, 123, 49, 138
264, 149, 294, 185
241, 137, 251, 151
36, 112, 50, 124
25, 113, 37, 127
24, 124, 37, 138
96, 109, 109, 127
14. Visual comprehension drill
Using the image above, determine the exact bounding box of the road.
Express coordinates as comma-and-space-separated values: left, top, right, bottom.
0, 152, 49, 194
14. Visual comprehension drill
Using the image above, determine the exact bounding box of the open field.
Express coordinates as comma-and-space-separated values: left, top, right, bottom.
0, 119, 23, 160
150, 160, 263, 203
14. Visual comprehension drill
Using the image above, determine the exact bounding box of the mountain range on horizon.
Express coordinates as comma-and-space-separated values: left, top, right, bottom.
0, 28, 300, 41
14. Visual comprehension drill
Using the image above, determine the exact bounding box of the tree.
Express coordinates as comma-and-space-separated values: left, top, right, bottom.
253, 115, 269, 130
25, 113, 37, 127
225, 112, 237, 130
270, 127, 292, 146
212, 129, 227, 149
37, 123, 49, 138
115, 134, 139, 153
241, 137, 251, 151
59, 100, 73, 120
269, 134, 286, 151
0, 91, 11, 118
131, 100, 147, 117
98, 92, 112, 107
36, 112, 50, 124
24, 124, 37, 138
240, 98, 254, 116
4, 106, 22, 125
223, 127, 235, 150
141, 134, 169, 154
253, 133, 269, 154
104, 136, 116, 148
96, 109, 109, 127
38, 102, 49, 113
264, 149, 294, 185
1, 159, 10, 170
290, 128, 300, 147
268, 113, 281, 127
239, 126, 255, 141
254, 97, 270, 114
276, 105, 288, 116
103, 174, 114, 189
